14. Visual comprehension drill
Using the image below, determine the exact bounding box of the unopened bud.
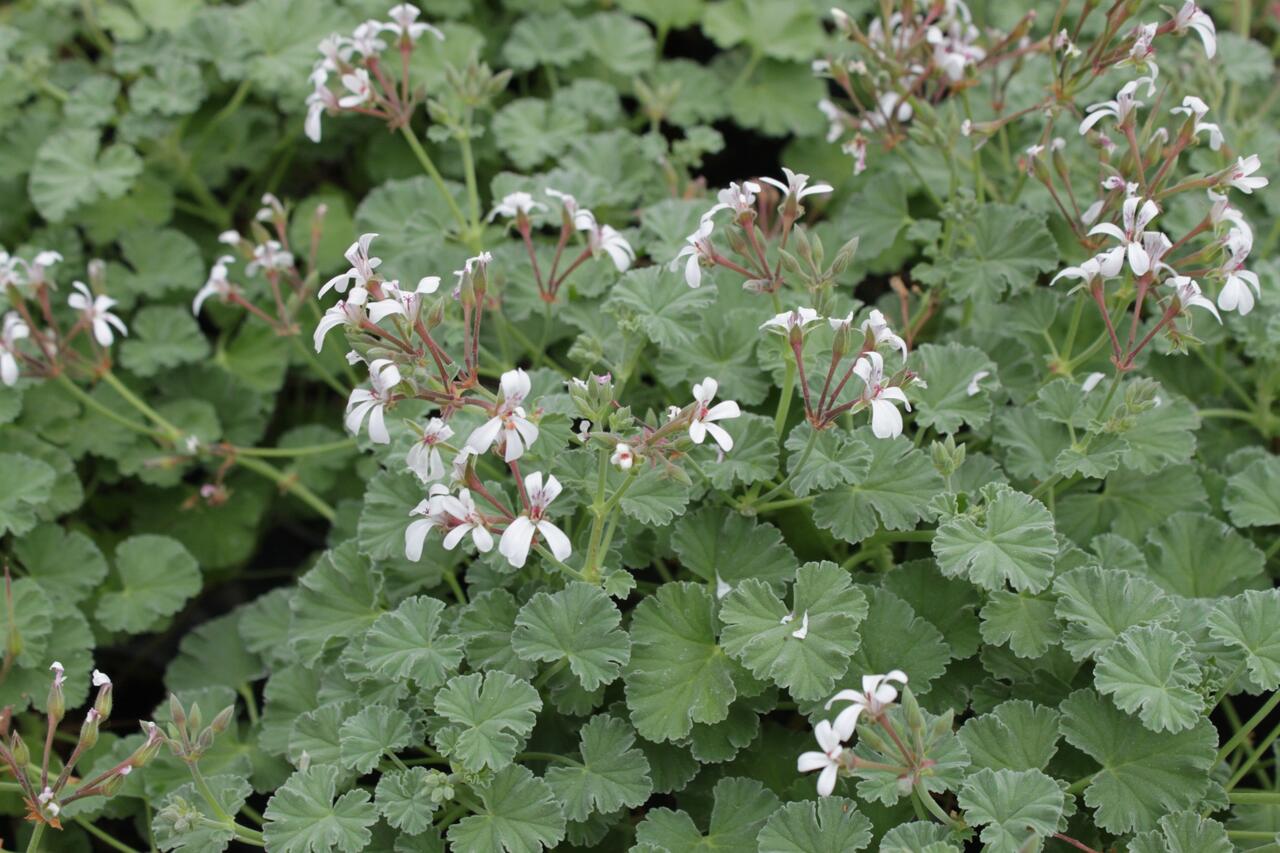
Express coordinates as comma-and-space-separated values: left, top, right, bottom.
930, 435, 967, 479
168, 695, 186, 731
132, 724, 165, 767
100, 767, 130, 797
79, 709, 101, 751
47, 662, 65, 722
209, 704, 235, 735
10, 732, 29, 766
187, 702, 202, 735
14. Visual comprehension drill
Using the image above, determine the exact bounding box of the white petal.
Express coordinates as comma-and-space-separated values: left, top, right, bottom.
537, 520, 572, 562
499, 517, 536, 568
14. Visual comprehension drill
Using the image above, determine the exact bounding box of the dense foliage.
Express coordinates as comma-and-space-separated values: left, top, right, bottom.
1, 0, 1279, 851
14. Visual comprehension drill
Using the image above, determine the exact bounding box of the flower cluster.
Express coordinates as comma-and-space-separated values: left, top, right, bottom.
798, 670, 908, 796
304, 4, 444, 143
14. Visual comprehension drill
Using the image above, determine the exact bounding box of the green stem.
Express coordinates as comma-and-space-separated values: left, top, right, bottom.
1217, 691, 1280, 763
1228, 718, 1280, 792
26, 823, 46, 853
914, 781, 962, 829
237, 683, 260, 725
775, 358, 796, 438
397, 124, 473, 244
1229, 791, 1280, 805
753, 496, 814, 512
230, 438, 356, 458
74, 818, 142, 853
457, 130, 482, 230
756, 428, 816, 503
1065, 773, 1094, 795
56, 375, 163, 438
100, 370, 183, 439
235, 456, 336, 521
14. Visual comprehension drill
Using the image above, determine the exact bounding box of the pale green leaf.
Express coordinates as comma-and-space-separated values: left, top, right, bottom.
263, 766, 377, 853
1053, 567, 1179, 661
847, 587, 950, 694
933, 487, 1057, 593
1142, 511, 1264, 598
544, 715, 652, 821
812, 433, 943, 544
958, 768, 1064, 853
1224, 456, 1280, 527
1094, 625, 1205, 733
96, 534, 201, 633
1127, 811, 1233, 853
907, 343, 997, 434
756, 797, 872, 853
374, 767, 446, 835
1208, 589, 1280, 693
361, 595, 464, 690
0, 453, 55, 537
338, 705, 414, 773
512, 583, 630, 691
432, 671, 541, 772
634, 776, 780, 851
958, 700, 1061, 772
671, 506, 798, 588
446, 765, 566, 853
13, 523, 107, 605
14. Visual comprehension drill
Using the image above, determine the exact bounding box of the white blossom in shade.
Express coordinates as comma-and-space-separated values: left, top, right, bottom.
818, 98, 847, 143
574, 209, 635, 272
864, 91, 913, 130
25, 250, 61, 288
842, 135, 868, 175
404, 483, 450, 560
1, 312, 29, 387
449, 445, 477, 486
1171, 96, 1223, 150
1081, 200, 1105, 225
305, 83, 338, 143
1078, 80, 1145, 134
610, 443, 635, 470
687, 377, 741, 451
545, 187, 578, 216
1217, 234, 1261, 315
92, 669, 111, 687
348, 21, 387, 58
0, 251, 21, 288
1224, 155, 1269, 194
487, 191, 545, 222
321, 233, 382, 296
344, 358, 401, 444
1170, 276, 1222, 322
193, 255, 238, 316
715, 573, 732, 599
703, 180, 762, 221
1208, 190, 1249, 237
50, 661, 65, 687
467, 368, 539, 462
853, 352, 912, 439
68, 281, 127, 347
246, 241, 294, 276
438, 488, 493, 553
781, 610, 810, 640
1050, 249, 1125, 290
313, 290, 368, 351
368, 277, 439, 323
1170, 1, 1216, 57
759, 307, 821, 335
760, 167, 834, 202
859, 309, 909, 360
1081, 372, 1106, 393
383, 3, 444, 42
966, 370, 990, 396
1088, 196, 1160, 276
796, 720, 845, 798
826, 670, 908, 740
338, 67, 374, 109
670, 219, 716, 288
498, 471, 572, 568
406, 418, 454, 483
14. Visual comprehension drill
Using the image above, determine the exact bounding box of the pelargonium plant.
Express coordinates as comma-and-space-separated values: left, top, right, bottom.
1, 0, 1279, 851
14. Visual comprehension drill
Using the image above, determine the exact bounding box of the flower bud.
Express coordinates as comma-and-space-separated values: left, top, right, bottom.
168, 695, 186, 732
92, 670, 113, 720
99, 766, 131, 797
47, 662, 66, 723
10, 731, 29, 766
132, 724, 165, 767
209, 704, 236, 735
187, 702, 203, 735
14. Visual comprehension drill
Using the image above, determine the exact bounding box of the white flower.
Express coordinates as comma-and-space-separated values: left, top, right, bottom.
438, 488, 493, 553
574, 210, 635, 272
1171, 96, 1222, 150
68, 281, 127, 347
1, 312, 29, 387
24, 250, 61, 288
499, 471, 572, 568
853, 352, 911, 439
193, 255, 238, 316
406, 418, 454, 483
864, 91, 912, 130
313, 291, 368, 352
611, 443, 635, 471
1081, 372, 1106, 393
1217, 235, 1261, 315
368, 276, 439, 323
760, 307, 821, 335
92, 669, 111, 687
1224, 155, 1268, 194
796, 720, 845, 798
859, 309, 908, 360
966, 370, 989, 396
704, 180, 762, 221
1208, 190, 1249, 236
687, 377, 740, 452
304, 84, 337, 143
545, 188, 578, 216
322, 233, 382, 296
818, 98, 847, 143
345, 358, 401, 444
826, 670, 908, 740
1170, 276, 1222, 322
348, 21, 387, 58
1081, 200, 1105, 225
405, 483, 450, 560
670, 219, 716, 288
1078, 80, 1145, 134
842, 136, 868, 175
1050, 250, 1126, 289
1088, 196, 1161, 276
488, 191, 546, 222
1170, 1, 1215, 58
338, 67, 374, 108
760, 168, 834, 203
467, 368, 539, 462
383, 3, 444, 42
781, 610, 810, 640
245, 241, 294, 276
50, 661, 65, 687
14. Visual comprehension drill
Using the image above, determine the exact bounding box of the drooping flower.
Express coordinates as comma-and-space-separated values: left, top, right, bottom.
826, 670, 908, 740
193, 255, 238, 316
1078, 80, 1145, 134
24, 250, 61, 288
1171, 95, 1223, 150
321, 233, 382, 296
348, 21, 386, 58
438, 488, 493, 553
703, 180, 761, 221
498, 471, 572, 568
1170, 276, 1221, 322
404, 483, 450, 560
670, 219, 716, 288
1169, 1, 1216, 58
338, 67, 374, 108
1088, 196, 1161, 276
859, 309, 909, 360
383, 3, 444, 42
488, 191, 545, 223
368, 277, 440, 323
1080, 372, 1106, 393
313, 290, 368, 352
1224, 155, 1268, 194
406, 418, 454, 483
1217, 233, 1261, 315
796, 720, 845, 798
1050, 250, 1126, 290
545, 188, 578, 217
466, 368, 539, 462
68, 281, 127, 347
759, 168, 834, 203
853, 352, 912, 439
92, 669, 111, 687
344, 358, 401, 444
759, 307, 821, 336
687, 377, 740, 452
574, 210, 635, 272
1, 312, 29, 386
